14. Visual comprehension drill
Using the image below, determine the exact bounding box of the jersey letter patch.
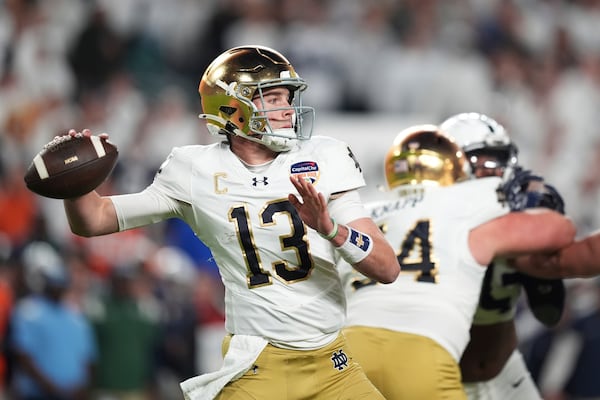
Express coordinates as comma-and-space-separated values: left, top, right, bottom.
214, 173, 228, 194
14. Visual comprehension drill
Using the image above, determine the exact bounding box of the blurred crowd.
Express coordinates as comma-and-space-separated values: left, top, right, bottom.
1, 0, 600, 399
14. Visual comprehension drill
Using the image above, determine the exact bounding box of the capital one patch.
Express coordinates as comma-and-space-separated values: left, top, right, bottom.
290, 161, 320, 184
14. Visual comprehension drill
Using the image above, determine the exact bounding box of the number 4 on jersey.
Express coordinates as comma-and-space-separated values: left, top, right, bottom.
352, 219, 438, 290
399, 220, 437, 283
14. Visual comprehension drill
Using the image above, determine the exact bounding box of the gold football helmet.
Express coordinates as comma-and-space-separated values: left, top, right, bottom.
198, 45, 315, 152
384, 124, 469, 190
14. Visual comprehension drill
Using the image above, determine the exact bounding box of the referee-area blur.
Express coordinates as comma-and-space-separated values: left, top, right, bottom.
1, 1, 600, 399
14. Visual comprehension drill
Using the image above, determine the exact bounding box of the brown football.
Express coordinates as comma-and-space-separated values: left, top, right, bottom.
24, 134, 119, 199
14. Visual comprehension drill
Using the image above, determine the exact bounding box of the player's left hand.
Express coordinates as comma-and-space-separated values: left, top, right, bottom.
288, 176, 335, 236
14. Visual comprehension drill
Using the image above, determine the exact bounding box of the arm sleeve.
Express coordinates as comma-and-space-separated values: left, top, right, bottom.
110, 147, 193, 231
110, 186, 188, 231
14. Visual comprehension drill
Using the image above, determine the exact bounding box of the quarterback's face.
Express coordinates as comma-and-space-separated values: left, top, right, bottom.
252, 87, 294, 130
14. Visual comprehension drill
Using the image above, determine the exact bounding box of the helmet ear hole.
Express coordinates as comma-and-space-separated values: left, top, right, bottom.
219, 106, 236, 116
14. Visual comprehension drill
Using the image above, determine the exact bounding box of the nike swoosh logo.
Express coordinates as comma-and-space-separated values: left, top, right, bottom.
512, 377, 525, 388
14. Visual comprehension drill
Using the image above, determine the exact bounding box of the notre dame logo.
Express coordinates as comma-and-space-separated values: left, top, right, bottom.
331, 349, 349, 371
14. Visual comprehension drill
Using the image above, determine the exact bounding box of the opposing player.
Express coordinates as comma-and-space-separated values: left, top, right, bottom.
59, 46, 400, 399
340, 124, 575, 400
441, 112, 566, 400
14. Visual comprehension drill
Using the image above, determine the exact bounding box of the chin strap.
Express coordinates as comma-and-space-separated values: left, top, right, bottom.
199, 114, 298, 152
240, 132, 297, 152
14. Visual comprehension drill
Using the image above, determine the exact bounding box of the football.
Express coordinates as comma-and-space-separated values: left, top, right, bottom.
24, 134, 119, 199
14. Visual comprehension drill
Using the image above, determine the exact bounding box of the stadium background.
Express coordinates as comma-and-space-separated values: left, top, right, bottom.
1, 0, 600, 398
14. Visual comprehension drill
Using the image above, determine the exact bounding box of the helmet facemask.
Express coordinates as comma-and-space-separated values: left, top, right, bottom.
244, 81, 315, 151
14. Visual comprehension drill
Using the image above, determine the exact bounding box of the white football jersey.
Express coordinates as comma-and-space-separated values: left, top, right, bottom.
340, 177, 509, 361
112, 136, 366, 349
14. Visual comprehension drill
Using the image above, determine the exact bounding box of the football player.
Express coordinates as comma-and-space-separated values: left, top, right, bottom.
339, 124, 575, 400
441, 112, 566, 400
60, 46, 400, 399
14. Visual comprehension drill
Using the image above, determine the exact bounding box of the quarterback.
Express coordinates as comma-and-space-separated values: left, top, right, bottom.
60, 46, 399, 399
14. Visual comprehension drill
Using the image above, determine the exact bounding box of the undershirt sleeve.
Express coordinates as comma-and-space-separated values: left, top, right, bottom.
110, 186, 189, 231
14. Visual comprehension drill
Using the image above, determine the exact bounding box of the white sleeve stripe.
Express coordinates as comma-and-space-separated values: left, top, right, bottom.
33, 154, 49, 179
90, 136, 106, 157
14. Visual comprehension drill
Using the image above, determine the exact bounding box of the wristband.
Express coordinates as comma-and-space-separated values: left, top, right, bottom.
336, 227, 373, 264
319, 219, 338, 240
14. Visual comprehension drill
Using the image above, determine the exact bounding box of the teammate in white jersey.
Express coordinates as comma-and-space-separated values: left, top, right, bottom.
441, 112, 567, 400
59, 46, 400, 400
340, 124, 575, 400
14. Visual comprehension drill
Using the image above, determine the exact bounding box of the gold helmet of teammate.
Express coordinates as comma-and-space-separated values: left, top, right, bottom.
384, 124, 469, 190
